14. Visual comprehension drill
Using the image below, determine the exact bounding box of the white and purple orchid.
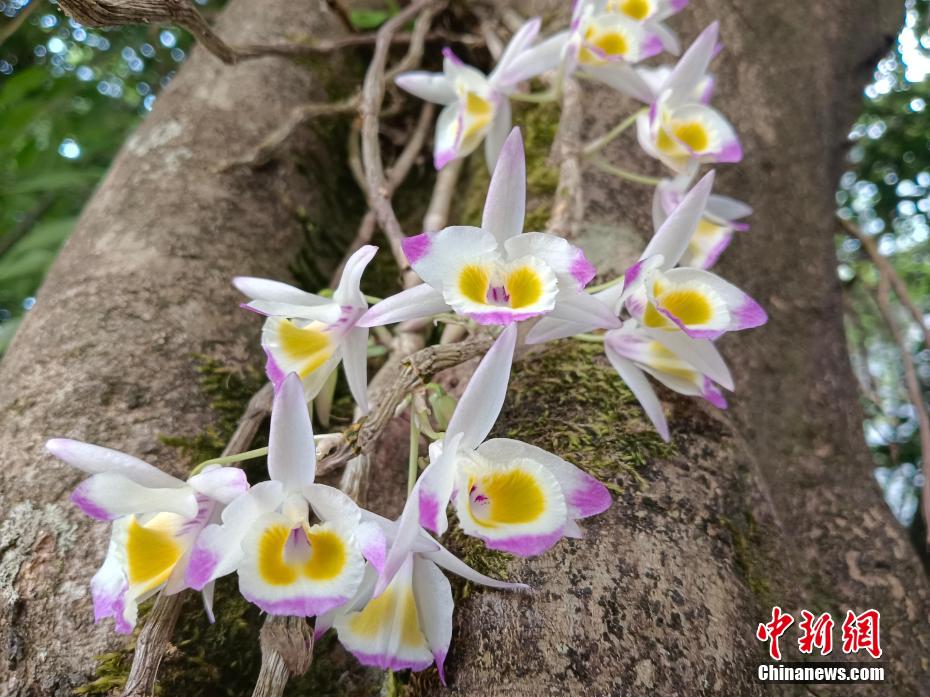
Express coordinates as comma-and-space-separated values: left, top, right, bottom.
507, 0, 666, 103
184, 372, 385, 617
653, 174, 752, 269
605, 170, 765, 340
604, 319, 732, 440
360, 129, 615, 331
395, 19, 554, 170
316, 488, 526, 682
46, 438, 249, 633
415, 324, 612, 556
234, 245, 376, 415
635, 22, 742, 173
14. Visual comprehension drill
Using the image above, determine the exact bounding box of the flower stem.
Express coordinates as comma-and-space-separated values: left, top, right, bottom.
408, 414, 421, 495
192, 446, 269, 473
590, 157, 662, 186
586, 276, 623, 294
573, 333, 606, 343
583, 109, 645, 156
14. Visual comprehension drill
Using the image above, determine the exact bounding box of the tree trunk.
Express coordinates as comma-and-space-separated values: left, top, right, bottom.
416, 1, 930, 696
0, 1, 350, 694
3, 0, 929, 696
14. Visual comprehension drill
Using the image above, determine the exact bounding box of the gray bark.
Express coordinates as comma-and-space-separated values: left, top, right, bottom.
0, 1, 348, 693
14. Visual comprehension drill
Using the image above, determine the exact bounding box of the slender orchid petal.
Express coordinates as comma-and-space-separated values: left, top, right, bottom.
641, 170, 715, 268
411, 557, 454, 684
708, 193, 753, 220
334, 245, 377, 307
484, 100, 512, 172
643, 326, 733, 390
241, 300, 343, 323
233, 277, 330, 308
358, 284, 450, 327
313, 367, 339, 428
525, 315, 598, 345
185, 481, 285, 590
90, 521, 135, 634
504, 30, 570, 84
424, 544, 529, 590
394, 72, 457, 105
46, 438, 181, 489
582, 62, 654, 102
447, 324, 518, 449
649, 20, 681, 56
187, 466, 249, 505
663, 21, 718, 103
605, 342, 670, 440
483, 129, 527, 246
377, 480, 426, 596
71, 472, 198, 521
268, 372, 317, 491
417, 433, 465, 535
490, 18, 542, 87
342, 327, 370, 413
433, 102, 463, 170
544, 290, 621, 330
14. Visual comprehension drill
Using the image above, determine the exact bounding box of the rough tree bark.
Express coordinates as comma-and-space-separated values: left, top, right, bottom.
418, 1, 930, 696
0, 1, 350, 694
2, 0, 928, 696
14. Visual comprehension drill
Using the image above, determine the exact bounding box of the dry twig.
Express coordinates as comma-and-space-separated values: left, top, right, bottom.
548, 77, 585, 239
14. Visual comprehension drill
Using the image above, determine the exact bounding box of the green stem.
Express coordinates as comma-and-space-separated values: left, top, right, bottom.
586, 276, 623, 294
414, 410, 444, 441
408, 415, 421, 496
590, 157, 662, 186
583, 109, 645, 156
192, 446, 269, 473
573, 333, 606, 343
509, 89, 558, 104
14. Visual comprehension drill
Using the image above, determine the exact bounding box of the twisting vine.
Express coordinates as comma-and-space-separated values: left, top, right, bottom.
46, 1, 768, 694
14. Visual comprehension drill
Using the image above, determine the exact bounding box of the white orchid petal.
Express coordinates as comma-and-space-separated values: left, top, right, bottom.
482, 128, 526, 244
268, 372, 317, 491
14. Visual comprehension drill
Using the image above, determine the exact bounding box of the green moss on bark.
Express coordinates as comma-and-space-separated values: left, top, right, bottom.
495, 340, 672, 492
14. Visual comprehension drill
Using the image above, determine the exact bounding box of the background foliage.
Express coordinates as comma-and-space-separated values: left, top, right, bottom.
838, 0, 930, 548
2, 0, 930, 550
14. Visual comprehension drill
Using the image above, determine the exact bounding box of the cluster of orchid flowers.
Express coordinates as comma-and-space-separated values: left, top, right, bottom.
47, 0, 766, 685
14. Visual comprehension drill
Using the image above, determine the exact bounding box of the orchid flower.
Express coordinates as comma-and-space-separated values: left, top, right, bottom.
395, 19, 553, 170
604, 171, 765, 340
635, 23, 742, 173
526, 170, 755, 343
315, 489, 526, 683
360, 129, 615, 331
184, 372, 385, 616
604, 319, 733, 440
653, 174, 752, 269
507, 1, 665, 103
45, 438, 249, 633
413, 324, 612, 556
234, 245, 376, 415
601, 0, 689, 54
